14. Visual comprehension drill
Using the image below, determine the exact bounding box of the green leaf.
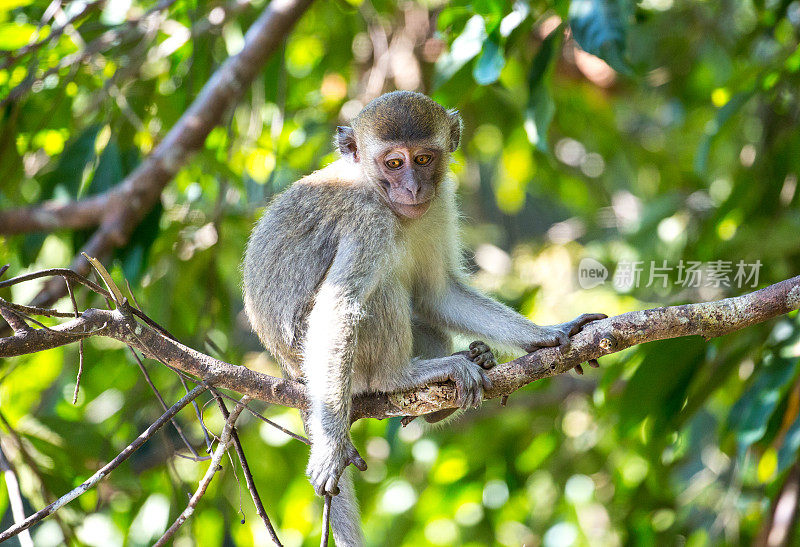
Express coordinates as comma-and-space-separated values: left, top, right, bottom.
472, 0, 504, 34
473, 37, 505, 85
40, 124, 101, 200
525, 88, 555, 153
778, 412, 800, 473
693, 90, 754, 175
0, 22, 36, 49
524, 30, 560, 152
0, 0, 35, 13
568, 0, 630, 74
87, 140, 124, 196
433, 15, 487, 89
729, 356, 799, 449
619, 337, 707, 435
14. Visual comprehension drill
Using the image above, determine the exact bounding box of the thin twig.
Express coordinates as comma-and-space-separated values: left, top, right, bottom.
0, 268, 108, 296
214, 391, 283, 546
0, 296, 74, 318
128, 347, 206, 460
207, 386, 309, 445
154, 395, 250, 546
155, 356, 304, 446
65, 278, 84, 404
0, 384, 208, 542
181, 374, 214, 452
0, 412, 75, 541
321, 495, 332, 547
125, 281, 211, 454
0, 303, 75, 333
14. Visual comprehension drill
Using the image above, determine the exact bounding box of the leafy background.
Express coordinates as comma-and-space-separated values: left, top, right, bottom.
1, 0, 800, 545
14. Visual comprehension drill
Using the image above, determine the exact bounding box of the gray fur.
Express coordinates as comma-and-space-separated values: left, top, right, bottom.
243, 93, 572, 546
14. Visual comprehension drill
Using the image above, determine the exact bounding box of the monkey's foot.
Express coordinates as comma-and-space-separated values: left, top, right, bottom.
410, 345, 498, 424
467, 340, 497, 369
445, 353, 493, 409
306, 439, 367, 497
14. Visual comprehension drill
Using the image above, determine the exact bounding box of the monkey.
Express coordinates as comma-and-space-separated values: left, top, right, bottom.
243, 91, 604, 546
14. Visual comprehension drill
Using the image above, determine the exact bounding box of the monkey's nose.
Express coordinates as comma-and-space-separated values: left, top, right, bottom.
404, 182, 420, 200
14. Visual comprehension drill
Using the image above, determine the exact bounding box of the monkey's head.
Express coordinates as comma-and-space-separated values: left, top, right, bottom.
336, 91, 462, 220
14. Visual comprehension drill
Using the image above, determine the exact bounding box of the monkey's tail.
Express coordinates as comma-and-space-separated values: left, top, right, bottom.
329, 468, 364, 547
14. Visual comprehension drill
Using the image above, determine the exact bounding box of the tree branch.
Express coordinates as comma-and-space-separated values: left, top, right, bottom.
2, 274, 798, 421
0, 0, 314, 316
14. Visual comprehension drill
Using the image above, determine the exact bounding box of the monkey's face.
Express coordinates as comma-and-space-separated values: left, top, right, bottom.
372, 144, 445, 219
336, 92, 463, 220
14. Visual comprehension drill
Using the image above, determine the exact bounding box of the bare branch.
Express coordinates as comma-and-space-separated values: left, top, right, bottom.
65, 278, 84, 404
154, 396, 250, 546
0, 307, 31, 333
0, 192, 111, 236
214, 392, 283, 546
0, 384, 208, 543
0, 268, 110, 298
321, 495, 332, 547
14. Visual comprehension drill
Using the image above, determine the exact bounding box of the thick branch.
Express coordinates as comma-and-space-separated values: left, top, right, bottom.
0, 193, 111, 235
2, 276, 798, 420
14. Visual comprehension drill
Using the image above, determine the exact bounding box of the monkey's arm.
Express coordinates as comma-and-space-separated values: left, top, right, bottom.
303, 238, 382, 496
428, 277, 604, 352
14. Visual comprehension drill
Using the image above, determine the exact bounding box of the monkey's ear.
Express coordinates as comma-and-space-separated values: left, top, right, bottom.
336, 126, 359, 162
447, 109, 463, 152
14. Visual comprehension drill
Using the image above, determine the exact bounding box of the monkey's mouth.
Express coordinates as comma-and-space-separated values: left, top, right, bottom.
392, 200, 431, 219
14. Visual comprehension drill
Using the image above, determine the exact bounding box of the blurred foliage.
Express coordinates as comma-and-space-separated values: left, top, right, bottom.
1, 0, 800, 545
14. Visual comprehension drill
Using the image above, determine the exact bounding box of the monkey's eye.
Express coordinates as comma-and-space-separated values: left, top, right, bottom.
414, 154, 432, 165
385, 158, 403, 169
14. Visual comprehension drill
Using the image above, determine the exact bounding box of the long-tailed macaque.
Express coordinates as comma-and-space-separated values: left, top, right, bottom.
243, 91, 604, 545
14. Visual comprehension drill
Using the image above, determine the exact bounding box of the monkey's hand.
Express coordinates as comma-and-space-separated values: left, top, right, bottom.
522, 313, 607, 374
306, 436, 367, 497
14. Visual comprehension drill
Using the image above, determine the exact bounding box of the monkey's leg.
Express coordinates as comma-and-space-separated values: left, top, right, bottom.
383, 351, 493, 415
411, 318, 452, 359
410, 320, 460, 423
